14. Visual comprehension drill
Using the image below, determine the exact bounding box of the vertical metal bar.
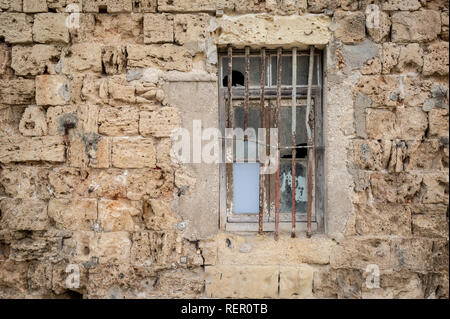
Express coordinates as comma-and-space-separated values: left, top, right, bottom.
275, 48, 282, 240
258, 48, 266, 235
227, 46, 233, 129
306, 46, 315, 238
291, 47, 297, 238
244, 47, 250, 140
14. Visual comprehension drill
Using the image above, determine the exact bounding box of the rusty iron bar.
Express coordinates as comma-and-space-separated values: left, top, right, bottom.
275, 47, 282, 241
258, 48, 266, 235
291, 47, 297, 238
244, 47, 250, 141
227, 46, 233, 129
306, 46, 315, 238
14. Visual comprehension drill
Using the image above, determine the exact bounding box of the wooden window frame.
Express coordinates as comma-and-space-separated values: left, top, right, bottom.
218, 49, 325, 234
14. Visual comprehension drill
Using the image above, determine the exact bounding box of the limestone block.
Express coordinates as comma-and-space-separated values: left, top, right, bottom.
91, 232, 131, 264
422, 173, 449, 204
23, 0, 48, 12
68, 133, 111, 168
330, 238, 393, 270
98, 199, 142, 232
334, 11, 365, 44
279, 264, 314, 299
205, 265, 279, 298
0, 0, 23, 11
395, 43, 424, 73
107, 77, 136, 103
365, 107, 427, 140
98, 106, 139, 136
353, 140, 392, 170
48, 168, 128, 199
0, 78, 35, 105
0, 198, 48, 231
0, 166, 51, 199
382, 43, 400, 74
174, 14, 210, 50
0, 106, 23, 136
442, 11, 449, 41
423, 42, 449, 76
127, 44, 192, 71
405, 139, 448, 171
215, 233, 335, 265
11, 45, 60, 76
101, 46, 127, 74
360, 57, 382, 75
354, 202, 411, 236
132, 0, 157, 12
73, 13, 142, 44
0, 136, 65, 163
356, 75, 399, 107
130, 231, 180, 267
143, 13, 174, 44
82, 0, 132, 13
139, 107, 180, 138
391, 238, 433, 271
411, 204, 448, 238
33, 13, 69, 43
46, 105, 78, 135
111, 137, 156, 168
60, 43, 102, 74
307, 0, 340, 13
0, 43, 9, 75
428, 108, 449, 138
365, 108, 397, 139
401, 76, 433, 108
215, 14, 332, 48
36, 75, 70, 105
396, 107, 428, 139
391, 10, 441, 42
143, 198, 178, 231
381, 0, 421, 10
366, 10, 391, 43
0, 13, 33, 43
19, 106, 48, 137
370, 172, 422, 203
48, 198, 98, 231
126, 169, 170, 200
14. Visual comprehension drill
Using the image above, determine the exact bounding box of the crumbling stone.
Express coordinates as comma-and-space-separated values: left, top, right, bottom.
391, 10, 441, 42
11, 45, 60, 76
423, 41, 449, 76
139, 107, 180, 138
19, 106, 48, 137
0, 78, 35, 105
334, 11, 366, 44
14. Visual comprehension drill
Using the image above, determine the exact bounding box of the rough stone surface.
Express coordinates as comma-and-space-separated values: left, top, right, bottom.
0, 1, 448, 300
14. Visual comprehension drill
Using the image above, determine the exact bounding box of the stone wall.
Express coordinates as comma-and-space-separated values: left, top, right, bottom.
0, 0, 448, 298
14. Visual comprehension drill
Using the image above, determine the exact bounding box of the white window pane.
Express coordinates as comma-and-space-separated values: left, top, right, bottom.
233, 163, 260, 214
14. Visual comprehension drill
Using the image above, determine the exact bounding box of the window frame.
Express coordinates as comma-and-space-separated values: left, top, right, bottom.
218, 49, 325, 234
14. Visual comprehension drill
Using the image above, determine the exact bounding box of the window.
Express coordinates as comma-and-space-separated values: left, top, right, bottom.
218, 47, 324, 237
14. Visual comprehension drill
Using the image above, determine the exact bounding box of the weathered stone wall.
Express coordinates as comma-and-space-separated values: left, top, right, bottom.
0, 0, 448, 298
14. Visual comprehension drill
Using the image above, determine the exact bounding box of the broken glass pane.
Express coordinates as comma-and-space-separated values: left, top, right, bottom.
233, 163, 260, 214
279, 161, 307, 214
221, 56, 269, 87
